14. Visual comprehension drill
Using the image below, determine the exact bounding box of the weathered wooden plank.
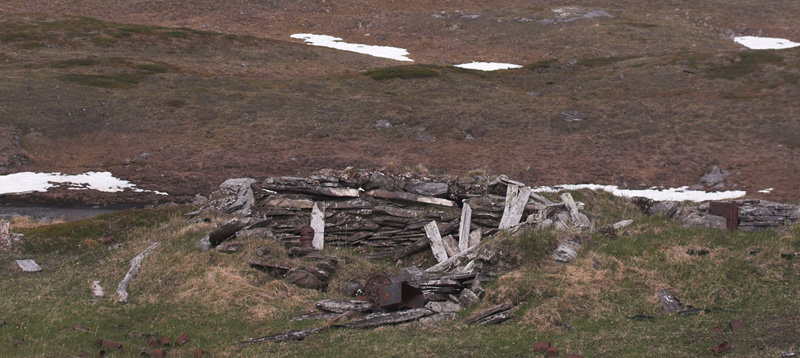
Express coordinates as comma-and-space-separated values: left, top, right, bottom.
262, 183, 360, 198
311, 202, 325, 250
263, 197, 314, 209
366, 189, 456, 207
499, 185, 532, 230
561, 193, 591, 230
424, 221, 449, 263
442, 235, 460, 257
315, 299, 373, 313
426, 244, 480, 273
458, 203, 472, 252
465, 302, 515, 324
468, 229, 482, 248
346, 308, 434, 329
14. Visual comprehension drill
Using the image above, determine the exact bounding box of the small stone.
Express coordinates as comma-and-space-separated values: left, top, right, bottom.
286, 269, 325, 290
253, 245, 272, 257
16, 259, 41, 272
341, 281, 363, 297
458, 289, 481, 308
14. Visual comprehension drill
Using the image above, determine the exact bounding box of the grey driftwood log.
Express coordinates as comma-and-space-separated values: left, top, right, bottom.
117, 242, 160, 303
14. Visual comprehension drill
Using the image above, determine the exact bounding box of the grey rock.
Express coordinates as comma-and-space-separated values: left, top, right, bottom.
425, 300, 463, 313
696, 166, 730, 190
649, 201, 679, 218
286, 269, 325, 290
404, 180, 449, 197
216, 242, 244, 253
341, 281, 363, 297
16, 259, 41, 272
363, 171, 397, 191
657, 289, 684, 314
253, 245, 272, 257
374, 120, 393, 129
553, 240, 580, 263
195, 236, 211, 251
208, 178, 256, 216
679, 212, 727, 230
612, 219, 633, 230
559, 109, 589, 122
418, 312, 459, 323
458, 289, 481, 308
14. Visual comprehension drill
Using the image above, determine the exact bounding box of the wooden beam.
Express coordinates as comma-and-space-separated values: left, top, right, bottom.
311, 202, 325, 250
458, 203, 472, 252
499, 184, 532, 229
366, 189, 456, 207
561, 193, 591, 230
117, 242, 160, 303
424, 221, 448, 263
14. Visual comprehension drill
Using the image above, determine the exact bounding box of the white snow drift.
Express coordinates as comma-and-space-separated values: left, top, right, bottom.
532, 184, 746, 202
454, 62, 523, 71
734, 36, 800, 50
290, 34, 414, 62
0, 172, 167, 195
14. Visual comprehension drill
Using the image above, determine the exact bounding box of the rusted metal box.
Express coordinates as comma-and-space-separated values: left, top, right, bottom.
379, 281, 424, 310
709, 202, 739, 230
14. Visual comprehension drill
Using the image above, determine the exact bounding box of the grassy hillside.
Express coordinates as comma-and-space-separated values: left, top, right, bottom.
2, 191, 798, 357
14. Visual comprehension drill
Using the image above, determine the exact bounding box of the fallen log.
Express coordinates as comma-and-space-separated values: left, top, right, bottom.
117, 242, 160, 303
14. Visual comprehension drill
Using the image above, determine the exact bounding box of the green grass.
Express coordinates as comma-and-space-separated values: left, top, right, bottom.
523, 59, 558, 71
1, 196, 798, 357
366, 65, 440, 80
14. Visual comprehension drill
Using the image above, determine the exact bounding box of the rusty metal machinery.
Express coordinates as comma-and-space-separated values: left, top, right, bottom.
363, 273, 424, 310
709, 202, 739, 230
364, 274, 392, 307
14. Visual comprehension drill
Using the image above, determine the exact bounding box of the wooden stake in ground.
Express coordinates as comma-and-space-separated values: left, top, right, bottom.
499, 184, 532, 230
117, 242, 160, 303
424, 221, 448, 263
311, 202, 325, 250
458, 203, 472, 252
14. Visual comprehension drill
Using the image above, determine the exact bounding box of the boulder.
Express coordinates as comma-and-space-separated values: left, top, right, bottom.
679, 212, 727, 230
207, 178, 256, 216
649, 201, 679, 218
285, 269, 325, 290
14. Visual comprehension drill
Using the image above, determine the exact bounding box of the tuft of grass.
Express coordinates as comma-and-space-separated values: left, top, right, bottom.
579, 55, 637, 67
50, 57, 103, 68
17, 206, 186, 254
706, 51, 785, 80
523, 58, 558, 71
366, 65, 440, 80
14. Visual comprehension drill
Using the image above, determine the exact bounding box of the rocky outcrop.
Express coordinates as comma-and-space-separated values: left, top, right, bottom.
0, 127, 30, 174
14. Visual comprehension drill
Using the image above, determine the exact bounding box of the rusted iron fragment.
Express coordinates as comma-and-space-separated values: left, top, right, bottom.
712, 341, 732, 354
544, 347, 559, 357
730, 319, 746, 331
95, 339, 123, 351
534, 342, 551, 351
176, 333, 190, 346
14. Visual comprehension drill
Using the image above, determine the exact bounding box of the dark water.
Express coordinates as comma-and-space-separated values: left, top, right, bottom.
0, 206, 120, 222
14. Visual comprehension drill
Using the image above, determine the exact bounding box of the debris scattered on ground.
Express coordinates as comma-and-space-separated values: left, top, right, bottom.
657, 289, 684, 314
464, 302, 516, 325
711, 341, 732, 354
72, 323, 90, 333
116, 242, 160, 303
534, 342, 551, 351
95, 339, 123, 351
16, 259, 41, 272
176, 333, 190, 346
729, 319, 745, 331
90, 280, 104, 298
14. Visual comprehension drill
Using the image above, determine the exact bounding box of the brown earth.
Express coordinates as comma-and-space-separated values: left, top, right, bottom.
0, 1, 799, 206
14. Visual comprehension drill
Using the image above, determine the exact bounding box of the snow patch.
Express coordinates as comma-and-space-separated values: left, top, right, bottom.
290, 34, 413, 62
454, 62, 523, 71
758, 188, 774, 194
532, 184, 746, 202
734, 36, 800, 50
0, 172, 168, 195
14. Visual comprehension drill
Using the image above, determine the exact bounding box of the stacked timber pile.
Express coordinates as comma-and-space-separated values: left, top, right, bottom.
202, 169, 594, 262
